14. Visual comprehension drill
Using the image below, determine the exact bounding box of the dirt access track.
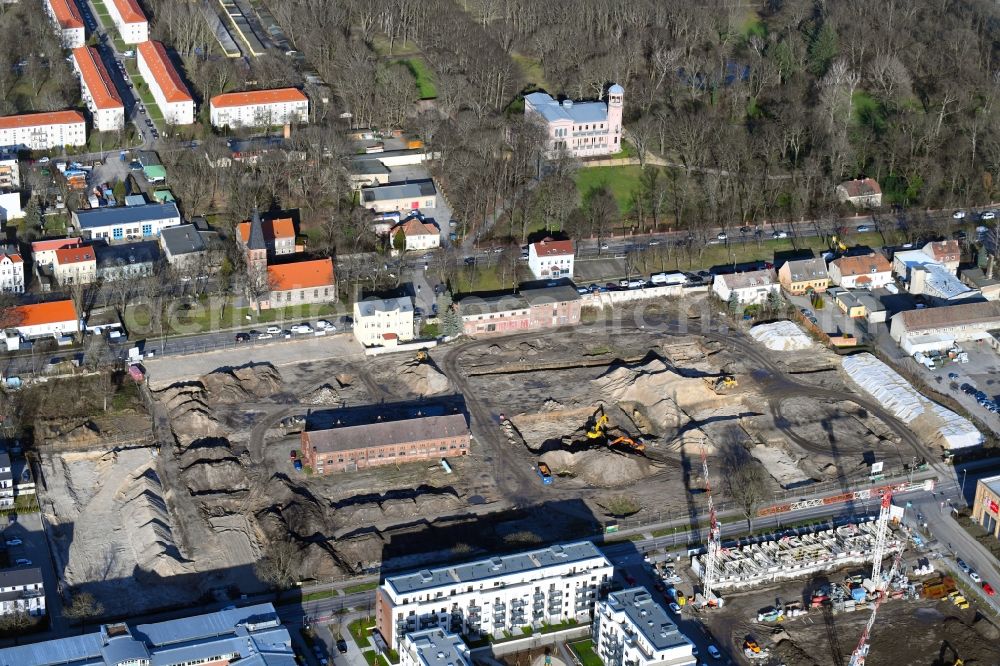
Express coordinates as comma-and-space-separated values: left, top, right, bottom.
38, 299, 954, 613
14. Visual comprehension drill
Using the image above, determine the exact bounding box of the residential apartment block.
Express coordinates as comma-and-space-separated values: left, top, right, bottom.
106, 0, 148, 43
52, 244, 96, 285
0, 157, 19, 190
72, 202, 181, 241
528, 239, 574, 279
400, 630, 473, 666
0, 250, 23, 294
136, 41, 194, 125
0, 453, 12, 508
301, 412, 469, 475
45, 0, 85, 48
777, 257, 829, 295
353, 296, 415, 347
72, 46, 124, 132
0, 111, 86, 151
0, 567, 45, 618
525, 84, 623, 158
458, 285, 582, 337
209, 87, 309, 128
0, 603, 295, 665
592, 588, 696, 666
827, 253, 893, 290
31, 237, 82, 270
711, 269, 780, 305
95, 240, 161, 281
376, 541, 613, 649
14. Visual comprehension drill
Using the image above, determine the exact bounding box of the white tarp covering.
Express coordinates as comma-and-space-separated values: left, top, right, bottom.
842, 353, 982, 449
749, 320, 814, 351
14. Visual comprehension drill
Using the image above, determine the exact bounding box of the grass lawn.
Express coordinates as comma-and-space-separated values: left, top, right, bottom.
575, 165, 644, 213
451, 264, 514, 294
399, 58, 437, 99
362, 652, 380, 666
513, 53, 547, 89
539, 618, 579, 634
348, 616, 375, 649
569, 639, 603, 666
343, 581, 379, 595
300, 589, 339, 603
371, 34, 419, 57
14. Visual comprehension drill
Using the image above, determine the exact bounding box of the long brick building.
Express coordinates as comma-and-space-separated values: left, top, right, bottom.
301, 413, 470, 474
458, 284, 582, 337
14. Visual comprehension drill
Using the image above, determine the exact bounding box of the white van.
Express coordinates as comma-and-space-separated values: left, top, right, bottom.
650, 272, 686, 286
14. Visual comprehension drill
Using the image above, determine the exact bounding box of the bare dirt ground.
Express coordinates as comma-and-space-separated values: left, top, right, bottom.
33, 302, 948, 613
695, 566, 1000, 666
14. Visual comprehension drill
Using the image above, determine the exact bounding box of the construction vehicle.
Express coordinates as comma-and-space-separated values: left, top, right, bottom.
583, 408, 644, 452
948, 591, 969, 609
832, 235, 848, 252
536, 462, 553, 485
586, 410, 609, 438
415, 350, 428, 362
705, 375, 738, 392
608, 435, 645, 453
743, 639, 769, 660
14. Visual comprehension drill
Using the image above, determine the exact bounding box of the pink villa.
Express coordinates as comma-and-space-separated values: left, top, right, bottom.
525, 84, 624, 158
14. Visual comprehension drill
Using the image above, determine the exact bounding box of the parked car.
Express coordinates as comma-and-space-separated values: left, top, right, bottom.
265, 326, 281, 334
981, 211, 996, 221
290, 324, 313, 334
293, 459, 303, 471
970, 571, 982, 583
235, 332, 250, 343
315, 320, 335, 330
957, 558, 970, 573
953, 210, 967, 219
668, 602, 681, 613
857, 225, 871, 232
772, 230, 789, 239
256, 332, 273, 340
716, 232, 727, 241
337, 639, 349, 654
707, 645, 721, 659
983, 582, 995, 596
5, 539, 21, 546
290, 450, 297, 460
14, 559, 30, 566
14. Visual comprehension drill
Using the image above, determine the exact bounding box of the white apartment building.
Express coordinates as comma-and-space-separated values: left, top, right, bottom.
399, 216, 440, 251
136, 41, 195, 126
525, 85, 624, 158
209, 88, 309, 128
0, 251, 24, 294
353, 296, 415, 347
72, 46, 124, 132
0, 157, 18, 190
106, 0, 147, 43
0, 568, 45, 617
0, 453, 12, 508
712, 269, 780, 305
528, 239, 574, 279
0, 111, 86, 151
376, 541, 613, 649
400, 630, 473, 666
593, 588, 696, 666
45, 0, 85, 48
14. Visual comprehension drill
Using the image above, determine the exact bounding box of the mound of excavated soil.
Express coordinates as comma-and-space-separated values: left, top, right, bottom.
201, 363, 283, 403
34, 419, 102, 448
591, 358, 732, 432
396, 360, 450, 396
303, 384, 341, 405
540, 448, 657, 487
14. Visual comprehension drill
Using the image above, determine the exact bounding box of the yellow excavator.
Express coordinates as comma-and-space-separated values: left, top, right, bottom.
705, 375, 738, 392
584, 408, 645, 452
415, 350, 428, 362
831, 235, 848, 252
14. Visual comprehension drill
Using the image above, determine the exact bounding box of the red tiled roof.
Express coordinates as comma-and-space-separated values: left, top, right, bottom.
54, 246, 95, 264
925, 240, 960, 262
211, 88, 307, 109
237, 217, 295, 244
137, 41, 192, 104
110, 0, 145, 23
831, 253, 891, 277
839, 178, 881, 197
267, 258, 335, 291
531, 238, 574, 257
32, 237, 81, 252
0, 111, 84, 131
0, 253, 22, 263
399, 217, 437, 237
12, 300, 77, 327
48, 0, 84, 30
73, 47, 123, 111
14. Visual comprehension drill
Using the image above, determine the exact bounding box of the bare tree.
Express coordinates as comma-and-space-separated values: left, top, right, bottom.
254, 540, 301, 591
722, 436, 768, 534
63, 591, 105, 622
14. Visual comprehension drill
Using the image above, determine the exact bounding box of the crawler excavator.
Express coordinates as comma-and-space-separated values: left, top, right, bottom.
583, 407, 645, 453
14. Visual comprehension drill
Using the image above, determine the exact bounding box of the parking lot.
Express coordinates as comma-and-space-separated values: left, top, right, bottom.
926, 344, 1000, 435
2, 508, 65, 631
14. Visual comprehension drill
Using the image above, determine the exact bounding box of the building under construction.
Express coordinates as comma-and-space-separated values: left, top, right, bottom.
691, 520, 902, 591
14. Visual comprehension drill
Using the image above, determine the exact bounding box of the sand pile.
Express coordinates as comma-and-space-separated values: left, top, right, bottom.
591, 358, 731, 430
304, 384, 341, 405
540, 448, 657, 487
397, 360, 450, 395
749, 320, 814, 351
201, 364, 283, 403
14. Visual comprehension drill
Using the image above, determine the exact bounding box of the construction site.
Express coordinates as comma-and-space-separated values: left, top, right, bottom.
21, 300, 986, 632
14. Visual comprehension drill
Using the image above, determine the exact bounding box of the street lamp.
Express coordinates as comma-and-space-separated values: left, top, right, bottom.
962, 468, 968, 499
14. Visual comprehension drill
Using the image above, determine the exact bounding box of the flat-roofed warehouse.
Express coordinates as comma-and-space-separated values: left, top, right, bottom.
889, 300, 1000, 354
301, 413, 469, 474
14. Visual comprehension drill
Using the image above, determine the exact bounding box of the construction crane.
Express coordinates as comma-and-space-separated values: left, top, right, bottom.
869, 489, 893, 586
700, 447, 721, 606
848, 549, 903, 666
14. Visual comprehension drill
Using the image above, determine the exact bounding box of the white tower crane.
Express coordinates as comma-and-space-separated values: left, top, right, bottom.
869, 490, 893, 586
848, 549, 903, 666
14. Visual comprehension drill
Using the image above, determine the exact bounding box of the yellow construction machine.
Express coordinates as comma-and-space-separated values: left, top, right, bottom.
587, 412, 609, 438
705, 375, 738, 392
583, 408, 645, 452
415, 350, 428, 362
